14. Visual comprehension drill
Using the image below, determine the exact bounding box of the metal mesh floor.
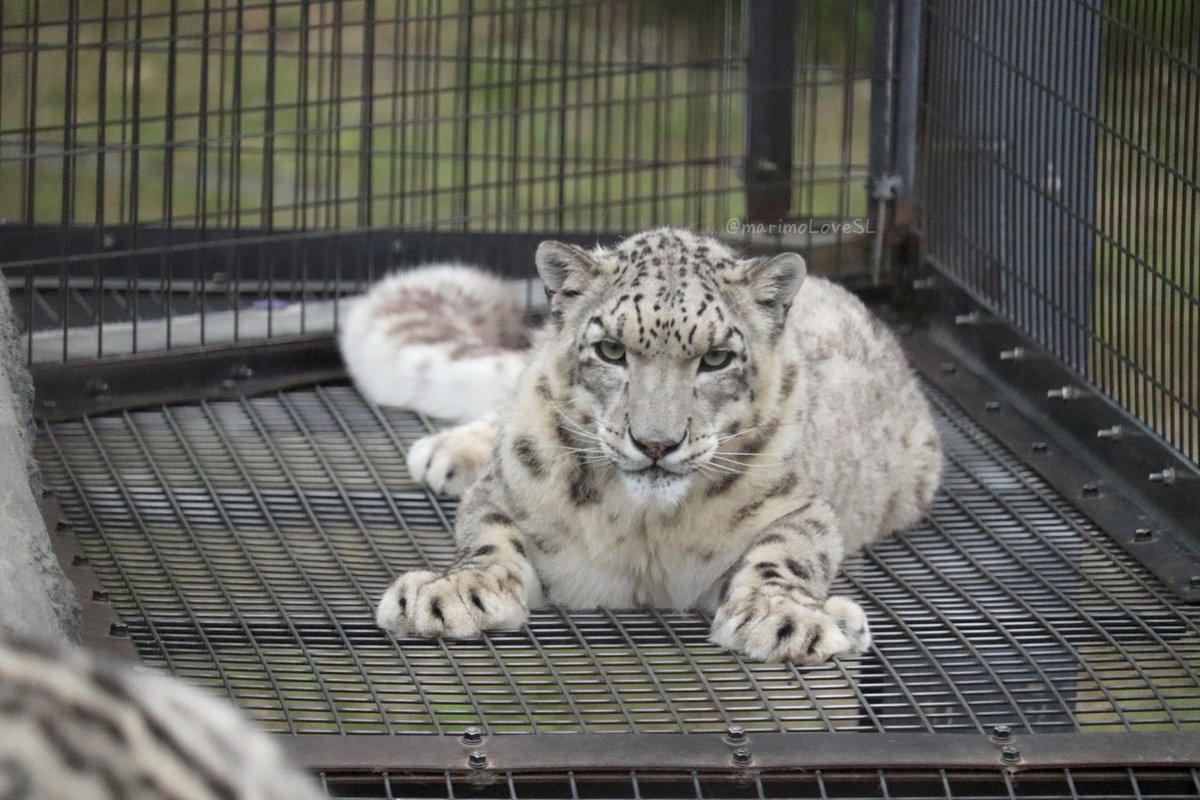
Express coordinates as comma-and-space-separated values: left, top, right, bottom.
318, 768, 1200, 800
34, 378, 1200, 736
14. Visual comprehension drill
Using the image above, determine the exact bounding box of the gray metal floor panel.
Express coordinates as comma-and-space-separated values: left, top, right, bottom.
33, 379, 1200, 737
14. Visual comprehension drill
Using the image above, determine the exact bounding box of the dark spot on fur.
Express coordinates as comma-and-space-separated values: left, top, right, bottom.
775, 618, 796, 643
569, 467, 601, 506
765, 471, 798, 498
474, 544, 496, 557
481, 512, 515, 528
510, 537, 526, 557
705, 470, 743, 497
733, 498, 764, 523
430, 598, 444, 622
785, 558, 810, 581
470, 591, 487, 612
399, 597, 407, 613
804, 627, 823, 656
755, 533, 785, 546
512, 437, 545, 477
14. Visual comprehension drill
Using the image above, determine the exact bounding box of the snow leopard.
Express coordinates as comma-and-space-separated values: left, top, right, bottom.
0, 631, 324, 800
345, 228, 942, 664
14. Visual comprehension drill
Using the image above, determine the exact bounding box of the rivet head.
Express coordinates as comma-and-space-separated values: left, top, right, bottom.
991, 724, 1012, 741
731, 747, 752, 767
109, 623, 129, 637
1031, 442, 1048, 453
1189, 576, 1200, 590
725, 725, 747, 743
467, 750, 488, 769
1134, 528, 1154, 543
86, 379, 109, 397
940, 362, 957, 374
985, 401, 1001, 412
55, 520, 72, 532
1081, 483, 1100, 497
91, 589, 109, 601
1000, 745, 1020, 763
461, 726, 483, 745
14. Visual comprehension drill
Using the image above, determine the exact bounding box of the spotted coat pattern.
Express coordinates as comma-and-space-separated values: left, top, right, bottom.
376, 228, 943, 664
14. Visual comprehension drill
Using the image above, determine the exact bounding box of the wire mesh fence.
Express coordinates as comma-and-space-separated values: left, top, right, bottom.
35, 375, 1200, 737
918, 0, 1200, 465
0, 0, 874, 362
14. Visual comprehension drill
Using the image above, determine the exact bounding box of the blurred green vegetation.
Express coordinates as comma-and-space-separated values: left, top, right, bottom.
0, 0, 872, 233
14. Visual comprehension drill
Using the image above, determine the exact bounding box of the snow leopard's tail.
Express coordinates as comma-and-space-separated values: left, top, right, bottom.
339, 264, 532, 421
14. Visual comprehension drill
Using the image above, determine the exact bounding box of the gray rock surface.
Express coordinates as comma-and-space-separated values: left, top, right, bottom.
0, 281, 79, 640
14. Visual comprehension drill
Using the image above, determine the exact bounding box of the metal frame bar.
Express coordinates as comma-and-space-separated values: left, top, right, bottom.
910, 272, 1200, 600
289, 731, 1200, 773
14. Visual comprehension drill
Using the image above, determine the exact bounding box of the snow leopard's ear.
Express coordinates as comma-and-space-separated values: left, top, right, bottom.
739, 252, 807, 319
536, 241, 603, 320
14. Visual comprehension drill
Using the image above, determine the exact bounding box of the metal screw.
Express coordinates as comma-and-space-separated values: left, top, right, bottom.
70, 554, 88, 566
87, 379, 109, 397
955, 311, 983, 326
100, 232, 117, 250
991, 724, 1012, 742
467, 750, 488, 769
1031, 442, 1049, 454
1081, 483, 1100, 497
1134, 528, 1154, 543
911, 277, 935, 290
91, 589, 109, 601
1047, 386, 1084, 400
1188, 576, 1200, 590
1000, 745, 1020, 764
725, 725, 747, 744
1096, 425, 1123, 440
985, 401, 1001, 412
55, 520, 72, 532
461, 726, 483, 745
731, 748, 752, 767
940, 362, 957, 374
232, 364, 254, 381
999, 347, 1026, 361
109, 623, 129, 637
1149, 468, 1177, 486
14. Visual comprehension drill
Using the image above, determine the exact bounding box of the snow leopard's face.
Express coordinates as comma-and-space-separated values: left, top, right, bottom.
536, 229, 806, 507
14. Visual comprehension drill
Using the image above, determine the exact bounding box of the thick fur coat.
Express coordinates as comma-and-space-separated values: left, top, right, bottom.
347, 229, 942, 663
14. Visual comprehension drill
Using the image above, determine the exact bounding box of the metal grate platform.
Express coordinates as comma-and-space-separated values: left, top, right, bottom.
33, 375, 1200, 739
317, 768, 1200, 800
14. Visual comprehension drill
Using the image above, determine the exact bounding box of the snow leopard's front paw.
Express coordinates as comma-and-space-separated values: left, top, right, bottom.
376, 565, 529, 638
406, 418, 496, 496
709, 586, 871, 664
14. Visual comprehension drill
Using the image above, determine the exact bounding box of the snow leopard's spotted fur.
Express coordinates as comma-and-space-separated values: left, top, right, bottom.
0, 631, 323, 800
360, 228, 942, 664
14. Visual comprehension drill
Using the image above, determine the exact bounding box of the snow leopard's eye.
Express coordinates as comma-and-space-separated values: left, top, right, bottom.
596, 340, 627, 364
699, 349, 734, 371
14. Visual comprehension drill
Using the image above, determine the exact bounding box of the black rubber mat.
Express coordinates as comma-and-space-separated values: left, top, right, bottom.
34, 379, 1200, 736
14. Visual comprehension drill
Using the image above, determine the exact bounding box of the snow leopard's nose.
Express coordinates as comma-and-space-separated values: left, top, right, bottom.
632, 436, 683, 461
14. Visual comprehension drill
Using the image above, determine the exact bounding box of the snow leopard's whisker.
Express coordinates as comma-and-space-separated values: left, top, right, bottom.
697, 460, 745, 476
550, 407, 605, 444
711, 455, 786, 469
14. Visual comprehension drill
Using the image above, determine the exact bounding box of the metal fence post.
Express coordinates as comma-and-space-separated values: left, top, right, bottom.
745, 0, 798, 223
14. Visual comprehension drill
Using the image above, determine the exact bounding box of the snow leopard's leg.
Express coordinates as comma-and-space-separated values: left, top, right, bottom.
406, 410, 499, 496
709, 499, 870, 664
376, 508, 537, 638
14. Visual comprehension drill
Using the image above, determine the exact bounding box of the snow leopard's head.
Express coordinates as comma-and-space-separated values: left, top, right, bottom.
536, 228, 806, 507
